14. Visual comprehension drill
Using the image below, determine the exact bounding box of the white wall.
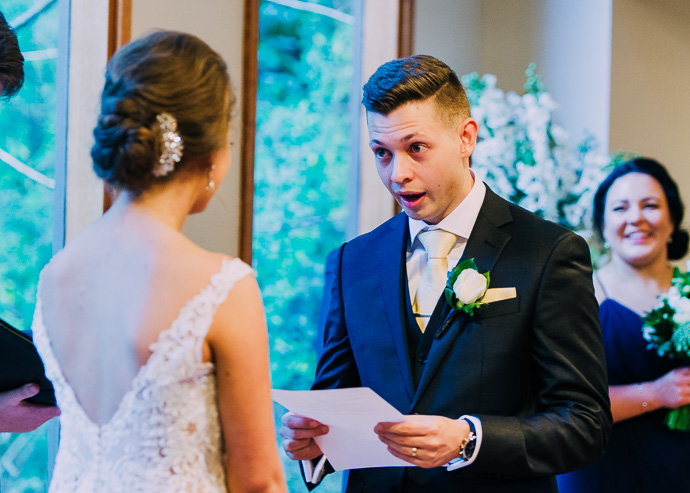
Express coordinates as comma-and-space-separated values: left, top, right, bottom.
131, 0, 245, 256
57, 0, 111, 245
413, 0, 481, 78
609, 0, 690, 205
478, 0, 542, 92
356, 0, 401, 235
539, 1, 611, 147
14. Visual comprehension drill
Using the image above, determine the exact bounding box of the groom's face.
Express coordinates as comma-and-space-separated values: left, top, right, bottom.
367, 99, 475, 225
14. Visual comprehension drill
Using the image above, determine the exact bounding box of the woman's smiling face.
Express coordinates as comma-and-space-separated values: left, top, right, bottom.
603, 172, 675, 267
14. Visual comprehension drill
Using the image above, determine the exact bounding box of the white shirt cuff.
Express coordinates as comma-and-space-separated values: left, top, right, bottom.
302, 455, 328, 484
445, 415, 483, 471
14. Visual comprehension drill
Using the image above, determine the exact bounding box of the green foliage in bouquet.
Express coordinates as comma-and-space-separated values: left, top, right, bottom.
642, 267, 690, 430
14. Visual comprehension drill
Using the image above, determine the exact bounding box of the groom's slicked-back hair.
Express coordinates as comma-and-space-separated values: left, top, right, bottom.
0, 10, 24, 99
362, 54, 470, 127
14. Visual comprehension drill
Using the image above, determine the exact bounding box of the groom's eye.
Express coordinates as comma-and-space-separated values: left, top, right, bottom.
375, 148, 390, 159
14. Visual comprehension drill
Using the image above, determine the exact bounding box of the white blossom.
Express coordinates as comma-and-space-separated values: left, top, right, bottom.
671, 296, 690, 325
463, 69, 611, 242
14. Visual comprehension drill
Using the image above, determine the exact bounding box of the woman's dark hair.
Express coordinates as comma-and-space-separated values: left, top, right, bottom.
593, 158, 689, 260
91, 30, 233, 194
362, 54, 470, 127
0, 10, 25, 99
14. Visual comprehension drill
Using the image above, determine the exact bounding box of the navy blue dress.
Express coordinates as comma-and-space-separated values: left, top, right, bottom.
557, 299, 690, 492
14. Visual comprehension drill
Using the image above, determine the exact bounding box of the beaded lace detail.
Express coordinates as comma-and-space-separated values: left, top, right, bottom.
33, 258, 253, 492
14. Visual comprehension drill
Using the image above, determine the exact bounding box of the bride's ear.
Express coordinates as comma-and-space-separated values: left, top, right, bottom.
183, 154, 213, 178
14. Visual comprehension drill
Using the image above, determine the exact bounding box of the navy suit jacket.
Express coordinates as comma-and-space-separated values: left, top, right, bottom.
312, 187, 612, 492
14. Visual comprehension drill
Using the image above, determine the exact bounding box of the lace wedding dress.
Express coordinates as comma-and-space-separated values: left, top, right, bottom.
33, 258, 253, 492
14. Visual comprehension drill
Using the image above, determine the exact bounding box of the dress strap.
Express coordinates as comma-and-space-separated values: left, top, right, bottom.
593, 272, 609, 300
148, 257, 254, 363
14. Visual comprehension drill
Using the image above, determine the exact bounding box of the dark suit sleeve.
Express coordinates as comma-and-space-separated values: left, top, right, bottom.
311, 244, 363, 391
472, 232, 612, 476
298, 245, 360, 489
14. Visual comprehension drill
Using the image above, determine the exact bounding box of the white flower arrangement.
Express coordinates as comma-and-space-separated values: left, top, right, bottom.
462, 64, 614, 248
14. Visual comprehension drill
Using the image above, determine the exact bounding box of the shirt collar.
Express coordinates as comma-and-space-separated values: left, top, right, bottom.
408, 169, 487, 245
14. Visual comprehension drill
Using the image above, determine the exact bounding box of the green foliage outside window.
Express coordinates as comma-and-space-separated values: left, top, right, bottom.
0, 1, 59, 491
254, 1, 356, 490
0, 0, 57, 330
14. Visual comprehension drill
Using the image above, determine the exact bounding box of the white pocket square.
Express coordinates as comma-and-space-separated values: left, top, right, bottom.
482, 287, 517, 304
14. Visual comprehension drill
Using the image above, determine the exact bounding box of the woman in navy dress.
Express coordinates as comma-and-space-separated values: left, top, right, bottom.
558, 158, 690, 492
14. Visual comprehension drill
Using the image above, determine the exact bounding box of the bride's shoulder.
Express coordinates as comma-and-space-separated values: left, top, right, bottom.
38, 235, 90, 287
174, 242, 238, 273
166, 245, 253, 294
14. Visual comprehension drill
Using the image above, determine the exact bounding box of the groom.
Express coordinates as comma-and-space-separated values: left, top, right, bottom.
280, 55, 611, 492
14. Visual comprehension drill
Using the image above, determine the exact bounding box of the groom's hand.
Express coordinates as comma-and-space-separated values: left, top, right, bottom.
279, 412, 329, 461
375, 415, 470, 468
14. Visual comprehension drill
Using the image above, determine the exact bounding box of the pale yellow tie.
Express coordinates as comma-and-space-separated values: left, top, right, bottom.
414, 229, 457, 331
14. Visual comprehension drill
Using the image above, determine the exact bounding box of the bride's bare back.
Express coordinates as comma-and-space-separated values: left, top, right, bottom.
40, 208, 225, 425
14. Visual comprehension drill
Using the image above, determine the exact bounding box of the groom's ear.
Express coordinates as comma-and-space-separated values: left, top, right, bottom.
457, 117, 478, 158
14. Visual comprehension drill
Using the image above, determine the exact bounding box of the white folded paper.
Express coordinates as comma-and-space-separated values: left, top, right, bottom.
272, 387, 412, 471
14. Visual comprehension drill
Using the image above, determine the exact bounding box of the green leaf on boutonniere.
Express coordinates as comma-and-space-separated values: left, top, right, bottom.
444, 258, 490, 316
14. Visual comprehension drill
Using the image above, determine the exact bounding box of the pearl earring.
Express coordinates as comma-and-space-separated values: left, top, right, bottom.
205, 165, 216, 192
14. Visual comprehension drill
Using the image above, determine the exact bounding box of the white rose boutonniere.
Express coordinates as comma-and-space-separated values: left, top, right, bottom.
445, 259, 490, 316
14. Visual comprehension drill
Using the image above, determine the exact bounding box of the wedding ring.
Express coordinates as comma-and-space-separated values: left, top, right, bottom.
411, 447, 418, 458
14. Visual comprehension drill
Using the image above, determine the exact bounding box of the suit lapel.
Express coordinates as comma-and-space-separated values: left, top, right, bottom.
378, 214, 416, 402
410, 189, 513, 409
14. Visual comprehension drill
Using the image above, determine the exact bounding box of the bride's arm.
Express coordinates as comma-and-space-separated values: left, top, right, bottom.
207, 275, 287, 493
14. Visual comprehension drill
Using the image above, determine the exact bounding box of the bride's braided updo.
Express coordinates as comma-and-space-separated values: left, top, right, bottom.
91, 30, 233, 194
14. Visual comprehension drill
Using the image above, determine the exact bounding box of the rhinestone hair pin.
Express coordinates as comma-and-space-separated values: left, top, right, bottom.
153, 113, 184, 177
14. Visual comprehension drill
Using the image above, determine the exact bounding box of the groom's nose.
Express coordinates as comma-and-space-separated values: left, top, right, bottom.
390, 155, 415, 184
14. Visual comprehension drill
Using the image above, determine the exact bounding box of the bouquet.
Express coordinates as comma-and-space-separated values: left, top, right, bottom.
642, 267, 690, 430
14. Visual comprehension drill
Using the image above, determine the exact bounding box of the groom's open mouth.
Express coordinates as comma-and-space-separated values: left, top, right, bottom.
398, 192, 425, 207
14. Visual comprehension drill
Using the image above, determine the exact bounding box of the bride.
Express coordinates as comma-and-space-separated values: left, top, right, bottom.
32, 30, 286, 492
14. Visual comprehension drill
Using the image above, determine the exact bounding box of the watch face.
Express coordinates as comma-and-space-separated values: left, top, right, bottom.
462, 432, 477, 460
464, 438, 476, 460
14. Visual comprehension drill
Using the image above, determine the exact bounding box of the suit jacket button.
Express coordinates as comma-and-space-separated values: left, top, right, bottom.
417, 354, 427, 364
